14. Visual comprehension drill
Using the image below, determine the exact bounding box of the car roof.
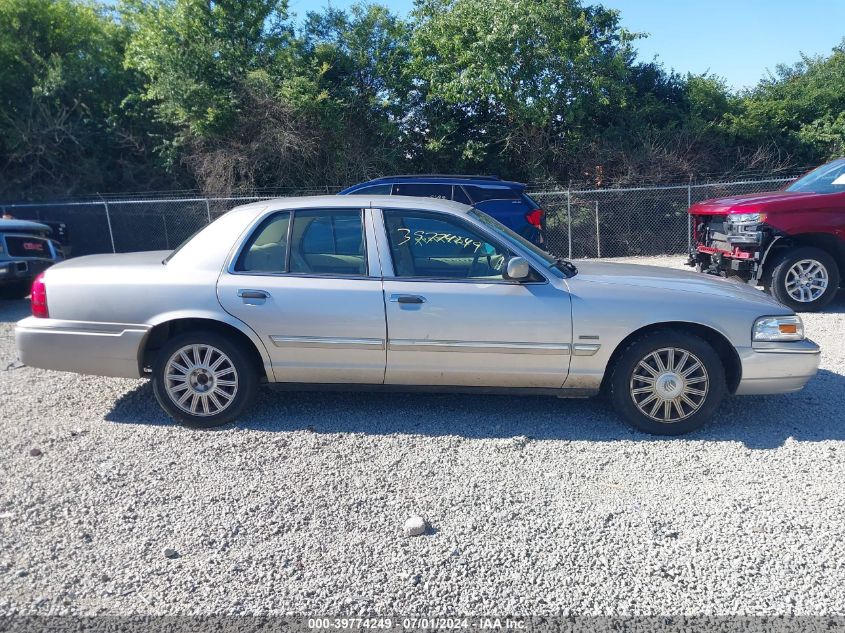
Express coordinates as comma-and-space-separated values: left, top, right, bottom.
229, 195, 473, 218
340, 175, 527, 193
0, 218, 51, 233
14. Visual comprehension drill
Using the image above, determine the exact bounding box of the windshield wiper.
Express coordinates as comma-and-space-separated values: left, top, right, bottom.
553, 257, 578, 277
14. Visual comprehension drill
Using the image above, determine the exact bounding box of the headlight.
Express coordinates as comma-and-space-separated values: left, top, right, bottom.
727, 212, 766, 224
753, 315, 804, 341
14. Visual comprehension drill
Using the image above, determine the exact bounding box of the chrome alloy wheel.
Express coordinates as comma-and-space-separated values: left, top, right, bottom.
630, 347, 709, 423
165, 344, 238, 416
785, 259, 829, 303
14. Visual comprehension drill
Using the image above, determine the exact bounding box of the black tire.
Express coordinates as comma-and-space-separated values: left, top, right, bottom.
766, 247, 840, 312
0, 281, 31, 300
152, 330, 258, 428
608, 329, 727, 435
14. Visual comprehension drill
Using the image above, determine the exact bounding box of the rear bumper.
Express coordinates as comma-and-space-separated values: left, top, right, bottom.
0, 259, 52, 285
15, 316, 151, 379
735, 339, 821, 395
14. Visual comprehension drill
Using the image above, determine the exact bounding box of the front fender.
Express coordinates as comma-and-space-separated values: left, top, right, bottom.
563, 279, 775, 392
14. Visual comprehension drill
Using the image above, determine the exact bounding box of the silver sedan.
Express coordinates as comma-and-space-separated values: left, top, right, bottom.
15, 196, 820, 434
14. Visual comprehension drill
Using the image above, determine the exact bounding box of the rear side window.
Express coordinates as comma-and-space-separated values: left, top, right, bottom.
236, 212, 291, 272
464, 185, 521, 202
348, 184, 392, 195
289, 210, 366, 276
392, 183, 452, 199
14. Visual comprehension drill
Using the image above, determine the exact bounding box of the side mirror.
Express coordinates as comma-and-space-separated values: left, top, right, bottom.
503, 256, 530, 281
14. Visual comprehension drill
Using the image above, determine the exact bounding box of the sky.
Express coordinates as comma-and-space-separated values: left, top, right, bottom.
287, 0, 845, 91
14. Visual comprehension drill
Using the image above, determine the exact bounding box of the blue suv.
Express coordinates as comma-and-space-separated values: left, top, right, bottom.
338, 175, 545, 244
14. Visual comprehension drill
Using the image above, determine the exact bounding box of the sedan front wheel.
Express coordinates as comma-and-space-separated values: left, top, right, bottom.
152, 331, 258, 428
608, 330, 727, 435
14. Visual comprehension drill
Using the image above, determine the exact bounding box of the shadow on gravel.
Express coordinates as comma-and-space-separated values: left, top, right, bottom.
105, 369, 845, 449
807, 289, 845, 314
0, 299, 31, 323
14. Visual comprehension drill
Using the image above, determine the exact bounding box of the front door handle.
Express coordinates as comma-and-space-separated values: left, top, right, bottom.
390, 294, 426, 304
238, 289, 270, 300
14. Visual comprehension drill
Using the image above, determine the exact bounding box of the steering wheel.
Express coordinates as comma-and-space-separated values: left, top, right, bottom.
467, 246, 505, 277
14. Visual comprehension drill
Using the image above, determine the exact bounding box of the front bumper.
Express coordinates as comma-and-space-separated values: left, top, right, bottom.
735, 338, 821, 395
687, 216, 774, 280
15, 316, 151, 379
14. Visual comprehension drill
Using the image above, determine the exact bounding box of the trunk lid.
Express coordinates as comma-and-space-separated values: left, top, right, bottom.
47, 250, 171, 273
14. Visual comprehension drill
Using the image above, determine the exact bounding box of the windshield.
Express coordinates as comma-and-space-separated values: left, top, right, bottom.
468, 209, 574, 277
786, 158, 845, 194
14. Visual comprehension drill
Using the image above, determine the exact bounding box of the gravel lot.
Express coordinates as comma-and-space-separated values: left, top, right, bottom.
1, 256, 845, 618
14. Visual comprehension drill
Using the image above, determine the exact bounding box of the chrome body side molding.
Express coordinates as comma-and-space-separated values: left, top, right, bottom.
387, 339, 571, 354
270, 335, 385, 350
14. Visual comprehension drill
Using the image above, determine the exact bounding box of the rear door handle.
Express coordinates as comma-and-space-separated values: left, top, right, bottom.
390, 294, 426, 304
238, 289, 270, 299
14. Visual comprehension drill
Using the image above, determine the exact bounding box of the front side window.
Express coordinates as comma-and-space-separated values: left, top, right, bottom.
392, 183, 453, 199
289, 210, 366, 276
383, 210, 511, 279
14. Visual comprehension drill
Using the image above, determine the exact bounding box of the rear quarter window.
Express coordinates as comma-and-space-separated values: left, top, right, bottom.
348, 184, 392, 195
464, 186, 521, 202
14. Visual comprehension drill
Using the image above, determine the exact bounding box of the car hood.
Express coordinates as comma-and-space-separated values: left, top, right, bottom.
571, 260, 789, 311
689, 189, 825, 215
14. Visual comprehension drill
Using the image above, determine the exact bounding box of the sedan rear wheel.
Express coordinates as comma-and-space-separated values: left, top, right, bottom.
165, 344, 238, 417
609, 330, 727, 435
152, 331, 257, 427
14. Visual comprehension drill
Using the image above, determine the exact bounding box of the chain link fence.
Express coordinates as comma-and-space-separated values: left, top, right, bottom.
0, 177, 797, 260
532, 176, 796, 259
0, 196, 273, 257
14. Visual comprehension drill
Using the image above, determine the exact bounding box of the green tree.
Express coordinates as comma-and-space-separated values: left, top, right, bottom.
4, 0, 844, 200
122, 0, 298, 138
729, 42, 845, 164
121, 0, 330, 192
301, 3, 412, 180
409, 0, 639, 180
0, 0, 158, 197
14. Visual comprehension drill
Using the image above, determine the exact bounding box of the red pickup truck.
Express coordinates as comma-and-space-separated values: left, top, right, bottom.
687, 158, 845, 311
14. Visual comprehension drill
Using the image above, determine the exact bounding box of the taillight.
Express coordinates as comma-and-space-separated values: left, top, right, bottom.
31, 273, 48, 318
525, 209, 544, 228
